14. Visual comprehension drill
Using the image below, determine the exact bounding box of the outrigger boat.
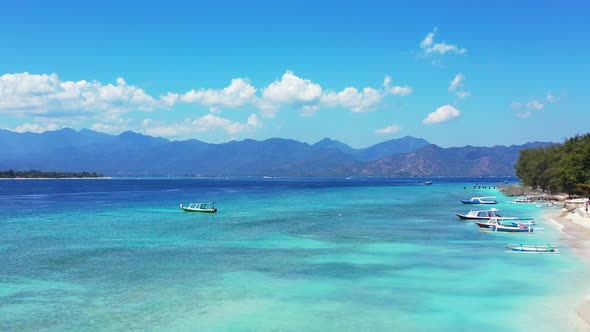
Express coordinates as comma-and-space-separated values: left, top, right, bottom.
506, 244, 559, 254
476, 217, 536, 232
460, 196, 497, 204
490, 223, 534, 233
179, 202, 217, 213
510, 196, 534, 204
455, 208, 502, 220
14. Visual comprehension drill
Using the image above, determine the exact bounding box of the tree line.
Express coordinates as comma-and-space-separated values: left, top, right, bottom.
515, 133, 590, 195
0, 170, 103, 178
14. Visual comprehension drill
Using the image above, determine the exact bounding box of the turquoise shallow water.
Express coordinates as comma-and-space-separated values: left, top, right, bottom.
0, 178, 588, 331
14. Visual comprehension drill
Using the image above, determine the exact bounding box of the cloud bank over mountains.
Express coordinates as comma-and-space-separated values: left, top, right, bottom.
0, 71, 415, 136
0, 71, 412, 118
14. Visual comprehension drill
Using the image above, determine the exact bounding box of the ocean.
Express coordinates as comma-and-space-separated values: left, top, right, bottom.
0, 178, 587, 331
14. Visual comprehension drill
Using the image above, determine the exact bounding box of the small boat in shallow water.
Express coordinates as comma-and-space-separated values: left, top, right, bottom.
506, 244, 559, 254
461, 196, 497, 204
510, 196, 534, 204
180, 202, 217, 213
425, 181, 433, 185
476, 217, 536, 232
455, 208, 502, 220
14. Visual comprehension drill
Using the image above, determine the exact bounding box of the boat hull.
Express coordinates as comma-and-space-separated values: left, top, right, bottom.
506, 245, 557, 253
181, 207, 217, 213
456, 213, 493, 220
490, 226, 533, 233
461, 200, 497, 204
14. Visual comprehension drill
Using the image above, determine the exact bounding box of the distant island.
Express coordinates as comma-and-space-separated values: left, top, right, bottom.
0, 170, 104, 179
0, 128, 555, 177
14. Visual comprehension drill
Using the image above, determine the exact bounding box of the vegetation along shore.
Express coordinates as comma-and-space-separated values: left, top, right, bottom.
0, 170, 104, 179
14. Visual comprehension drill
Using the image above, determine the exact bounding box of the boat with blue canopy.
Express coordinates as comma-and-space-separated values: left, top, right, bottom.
179, 202, 217, 213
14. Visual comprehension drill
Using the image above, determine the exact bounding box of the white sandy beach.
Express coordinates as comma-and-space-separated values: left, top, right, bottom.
547, 206, 590, 331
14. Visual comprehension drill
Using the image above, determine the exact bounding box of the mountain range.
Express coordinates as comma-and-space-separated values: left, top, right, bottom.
0, 128, 551, 177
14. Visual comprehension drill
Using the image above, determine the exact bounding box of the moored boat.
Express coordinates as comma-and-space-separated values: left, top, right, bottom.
455, 208, 502, 220
425, 180, 433, 185
461, 196, 497, 204
490, 223, 534, 233
180, 202, 217, 213
511, 196, 534, 204
506, 244, 559, 253
476, 217, 536, 231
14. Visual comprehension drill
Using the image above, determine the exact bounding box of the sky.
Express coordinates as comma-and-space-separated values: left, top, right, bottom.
0, 0, 588, 148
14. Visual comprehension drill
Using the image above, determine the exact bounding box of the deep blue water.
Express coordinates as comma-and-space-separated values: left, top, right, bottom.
0, 178, 587, 331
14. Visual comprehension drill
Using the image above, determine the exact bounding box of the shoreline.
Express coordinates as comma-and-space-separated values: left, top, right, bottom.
546, 207, 590, 330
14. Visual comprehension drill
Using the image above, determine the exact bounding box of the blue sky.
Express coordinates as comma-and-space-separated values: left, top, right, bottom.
1, 0, 588, 147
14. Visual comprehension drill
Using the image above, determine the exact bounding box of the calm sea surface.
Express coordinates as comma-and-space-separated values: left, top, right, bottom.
0, 178, 587, 331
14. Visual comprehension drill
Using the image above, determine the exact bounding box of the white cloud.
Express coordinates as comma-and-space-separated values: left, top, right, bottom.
448, 73, 470, 99
143, 114, 262, 137
262, 71, 322, 104
179, 78, 257, 112
321, 87, 383, 113
254, 71, 323, 117
389, 86, 413, 96
448, 74, 464, 92
456, 91, 470, 99
422, 105, 461, 124
160, 92, 179, 107
420, 28, 436, 48
300, 105, 320, 117
512, 92, 559, 119
526, 100, 544, 110
1, 71, 413, 125
14, 122, 60, 133
375, 124, 401, 134
427, 43, 467, 55
0, 72, 159, 115
420, 28, 467, 56
516, 111, 532, 119
383, 75, 413, 96
90, 113, 133, 134
546, 91, 559, 103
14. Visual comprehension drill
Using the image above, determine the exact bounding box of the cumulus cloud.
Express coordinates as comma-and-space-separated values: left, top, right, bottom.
262, 71, 322, 105
0, 72, 159, 115
319, 75, 413, 114
143, 114, 262, 137
389, 86, 413, 96
384, 75, 413, 96
321, 87, 383, 113
179, 78, 257, 112
422, 105, 461, 124
90, 113, 133, 134
375, 124, 401, 135
420, 28, 467, 56
2, 71, 414, 131
14, 122, 60, 133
